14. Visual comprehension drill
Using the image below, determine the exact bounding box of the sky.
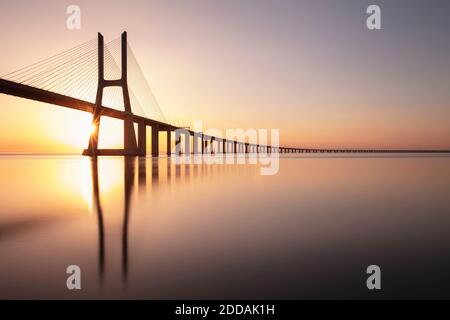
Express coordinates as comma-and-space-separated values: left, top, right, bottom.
0, 0, 449, 152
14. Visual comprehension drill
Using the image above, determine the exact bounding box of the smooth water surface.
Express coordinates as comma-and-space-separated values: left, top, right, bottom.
0, 154, 450, 299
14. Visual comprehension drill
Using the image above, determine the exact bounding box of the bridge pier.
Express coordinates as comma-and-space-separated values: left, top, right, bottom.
167, 129, 172, 156
138, 122, 146, 156
193, 133, 199, 154
175, 131, 182, 155
83, 32, 140, 157
123, 115, 138, 156
204, 138, 208, 154
151, 125, 159, 157
185, 132, 191, 155
201, 134, 205, 154
210, 137, 215, 154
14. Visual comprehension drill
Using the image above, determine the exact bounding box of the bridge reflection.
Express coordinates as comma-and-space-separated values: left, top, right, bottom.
89, 156, 224, 287
90, 157, 136, 287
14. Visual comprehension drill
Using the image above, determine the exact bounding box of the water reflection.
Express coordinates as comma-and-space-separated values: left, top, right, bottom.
88, 156, 234, 288
90, 158, 105, 283
90, 156, 138, 287
1, 155, 450, 299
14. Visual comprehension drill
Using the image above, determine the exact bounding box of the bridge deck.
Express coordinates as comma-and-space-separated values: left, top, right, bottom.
1, 78, 450, 154
0, 78, 176, 130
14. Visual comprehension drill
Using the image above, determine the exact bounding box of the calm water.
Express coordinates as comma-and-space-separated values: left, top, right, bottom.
0, 154, 450, 299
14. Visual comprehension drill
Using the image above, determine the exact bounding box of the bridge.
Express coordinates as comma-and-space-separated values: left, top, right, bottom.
1, 32, 449, 156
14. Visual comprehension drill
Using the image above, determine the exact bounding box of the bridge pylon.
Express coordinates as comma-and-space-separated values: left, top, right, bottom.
83, 32, 139, 156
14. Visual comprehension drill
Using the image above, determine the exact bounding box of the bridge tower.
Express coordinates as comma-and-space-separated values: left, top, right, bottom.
84, 32, 139, 156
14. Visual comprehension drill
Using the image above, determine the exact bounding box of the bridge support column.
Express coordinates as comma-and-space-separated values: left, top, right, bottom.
151, 125, 159, 157
201, 135, 204, 154
222, 140, 226, 154
175, 131, 182, 155
210, 137, 215, 154
83, 32, 139, 156
167, 129, 171, 156
138, 122, 146, 156
234, 141, 237, 154
193, 134, 198, 154
123, 115, 138, 156
185, 133, 191, 155
85, 110, 101, 156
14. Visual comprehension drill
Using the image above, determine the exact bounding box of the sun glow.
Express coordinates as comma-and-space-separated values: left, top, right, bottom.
38, 109, 93, 150
39, 106, 124, 151
79, 157, 125, 213
90, 124, 97, 135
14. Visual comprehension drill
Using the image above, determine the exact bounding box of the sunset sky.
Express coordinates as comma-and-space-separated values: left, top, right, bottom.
0, 0, 450, 152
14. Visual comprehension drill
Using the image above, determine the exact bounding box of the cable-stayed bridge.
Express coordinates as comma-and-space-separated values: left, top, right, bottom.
0, 32, 449, 156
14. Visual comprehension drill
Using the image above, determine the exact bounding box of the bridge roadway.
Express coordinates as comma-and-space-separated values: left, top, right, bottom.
1, 78, 450, 155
